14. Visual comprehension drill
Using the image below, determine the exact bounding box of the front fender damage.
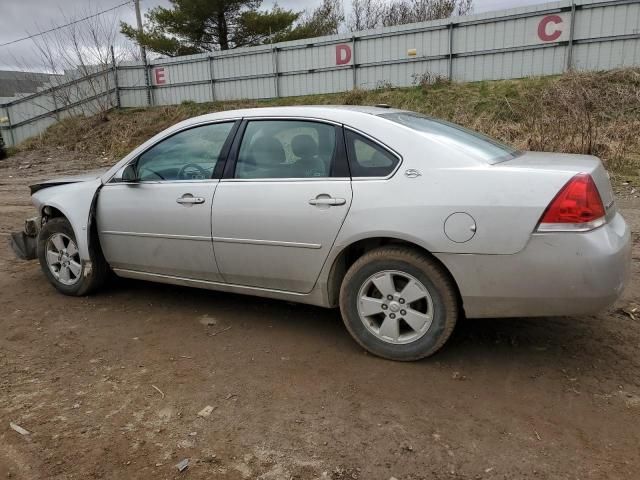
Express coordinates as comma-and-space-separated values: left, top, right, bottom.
11, 178, 104, 263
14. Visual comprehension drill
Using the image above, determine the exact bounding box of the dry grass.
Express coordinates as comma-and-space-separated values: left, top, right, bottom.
19, 68, 640, 174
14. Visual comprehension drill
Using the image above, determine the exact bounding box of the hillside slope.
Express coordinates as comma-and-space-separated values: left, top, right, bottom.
18, 68, 640, 174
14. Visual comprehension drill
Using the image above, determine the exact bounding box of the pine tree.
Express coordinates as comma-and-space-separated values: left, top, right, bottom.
121, 0, 300, 56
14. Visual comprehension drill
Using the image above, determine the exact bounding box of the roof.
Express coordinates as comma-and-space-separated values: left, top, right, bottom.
178, 105, 406, 128
0, 70, 63, 97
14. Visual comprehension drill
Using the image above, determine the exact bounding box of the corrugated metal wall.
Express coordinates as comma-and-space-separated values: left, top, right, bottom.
2, 0, 639, 147
1, 69, 117, 146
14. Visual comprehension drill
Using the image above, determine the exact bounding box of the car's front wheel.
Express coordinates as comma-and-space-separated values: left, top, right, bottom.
339, 246, 459, 361
37, 217, 108, 296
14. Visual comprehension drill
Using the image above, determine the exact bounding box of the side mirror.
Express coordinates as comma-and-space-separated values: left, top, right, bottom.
121, 164, 138, 182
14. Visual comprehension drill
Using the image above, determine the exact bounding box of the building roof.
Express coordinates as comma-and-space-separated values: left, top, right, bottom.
0, 70, 63, 97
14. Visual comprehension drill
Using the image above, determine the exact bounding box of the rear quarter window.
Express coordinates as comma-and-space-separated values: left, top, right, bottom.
345, 130, 400, 177
380, 112, 519, 164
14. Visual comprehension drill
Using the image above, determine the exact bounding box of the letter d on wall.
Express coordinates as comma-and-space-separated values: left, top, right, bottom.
336, 44, 352, 65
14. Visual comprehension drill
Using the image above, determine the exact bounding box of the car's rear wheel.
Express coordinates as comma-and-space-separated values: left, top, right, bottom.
37, 217, 108, 296
339, 246, 458, 361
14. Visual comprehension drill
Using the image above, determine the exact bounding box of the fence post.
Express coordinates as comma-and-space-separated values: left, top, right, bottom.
448, 22, 454, 81
51, 87, 60, 121
566, 0, 577, 71
142, 57, 152, 106
272, 47, 280, 98
5, 107, 15, 148
111, 46, 121, 109
209, 56, 216, 102
352, 36, 357, 89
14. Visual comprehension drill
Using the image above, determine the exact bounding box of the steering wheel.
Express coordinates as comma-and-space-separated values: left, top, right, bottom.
178, 163, 209, 180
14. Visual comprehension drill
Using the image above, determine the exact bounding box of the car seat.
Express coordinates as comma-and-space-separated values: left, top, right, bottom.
291, 135, 327, 177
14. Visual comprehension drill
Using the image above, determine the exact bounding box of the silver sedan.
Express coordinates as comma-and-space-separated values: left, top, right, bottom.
11, 106, 631, 361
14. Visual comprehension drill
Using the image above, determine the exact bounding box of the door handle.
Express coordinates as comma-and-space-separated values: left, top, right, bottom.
308, 197, 346, 206
176, 195, 205, 205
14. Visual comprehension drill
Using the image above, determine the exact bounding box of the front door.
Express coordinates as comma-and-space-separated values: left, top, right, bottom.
97, 121, 237, 281
212, 119, 352, 293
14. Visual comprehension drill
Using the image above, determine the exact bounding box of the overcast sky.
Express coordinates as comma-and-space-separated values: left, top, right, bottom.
0, 0, 551, 71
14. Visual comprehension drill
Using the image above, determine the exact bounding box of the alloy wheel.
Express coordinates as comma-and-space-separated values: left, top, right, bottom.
356, 270, 434, 345
45, 233, 82, 286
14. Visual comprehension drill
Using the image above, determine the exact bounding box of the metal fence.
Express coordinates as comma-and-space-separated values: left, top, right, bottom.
2, 0, 640, 147
0, 66, 118, 147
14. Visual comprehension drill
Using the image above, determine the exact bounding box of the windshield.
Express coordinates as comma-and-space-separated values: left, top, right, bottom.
380, 112, 520, 164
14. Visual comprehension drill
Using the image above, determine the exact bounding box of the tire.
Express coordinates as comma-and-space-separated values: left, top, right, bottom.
339, 246, 458, 361
37, 217, 108, 296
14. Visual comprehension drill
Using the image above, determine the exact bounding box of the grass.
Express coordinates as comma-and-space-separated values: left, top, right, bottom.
18, 68, 640, 175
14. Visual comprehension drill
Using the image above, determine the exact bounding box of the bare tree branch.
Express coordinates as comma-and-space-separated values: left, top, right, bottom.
29, 4, 135, 120
349, 0, 474, 31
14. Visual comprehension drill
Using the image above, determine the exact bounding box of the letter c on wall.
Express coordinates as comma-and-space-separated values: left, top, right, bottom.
336, 44, 352, 65
537, 15, 563, 42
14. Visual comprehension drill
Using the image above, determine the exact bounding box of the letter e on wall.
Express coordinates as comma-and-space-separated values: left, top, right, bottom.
154, 67, 166, 85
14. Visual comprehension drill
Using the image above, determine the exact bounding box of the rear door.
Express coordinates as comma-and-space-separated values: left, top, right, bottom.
211, 118, 352, 293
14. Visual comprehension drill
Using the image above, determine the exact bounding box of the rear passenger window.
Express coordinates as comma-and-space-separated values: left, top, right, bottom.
345, 130, 399, 177
235, 120, 336, 179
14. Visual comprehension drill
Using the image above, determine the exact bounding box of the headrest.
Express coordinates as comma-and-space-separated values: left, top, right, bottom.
291, 135, 318, 158
247, 137, 286, 166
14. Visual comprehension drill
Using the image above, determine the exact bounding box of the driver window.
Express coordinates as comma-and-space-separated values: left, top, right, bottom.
136, 122, 234, 181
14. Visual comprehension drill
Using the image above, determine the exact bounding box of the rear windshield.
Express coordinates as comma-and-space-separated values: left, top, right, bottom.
379, 112, 520, 164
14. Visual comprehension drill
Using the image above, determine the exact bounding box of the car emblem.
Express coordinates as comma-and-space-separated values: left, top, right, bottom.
405, 169, 421, 178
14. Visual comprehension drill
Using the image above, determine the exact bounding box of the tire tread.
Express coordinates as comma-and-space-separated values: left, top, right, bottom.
37, 217, 108, 296
339, 246, 458, 361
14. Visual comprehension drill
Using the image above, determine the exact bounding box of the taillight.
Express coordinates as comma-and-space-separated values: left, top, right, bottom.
536, 173, 606, 232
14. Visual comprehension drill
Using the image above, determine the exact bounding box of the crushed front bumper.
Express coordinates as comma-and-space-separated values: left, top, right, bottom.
9, 217, 40, 260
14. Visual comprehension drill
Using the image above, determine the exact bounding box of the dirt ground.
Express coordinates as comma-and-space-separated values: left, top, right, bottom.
1, 148, 639, 480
